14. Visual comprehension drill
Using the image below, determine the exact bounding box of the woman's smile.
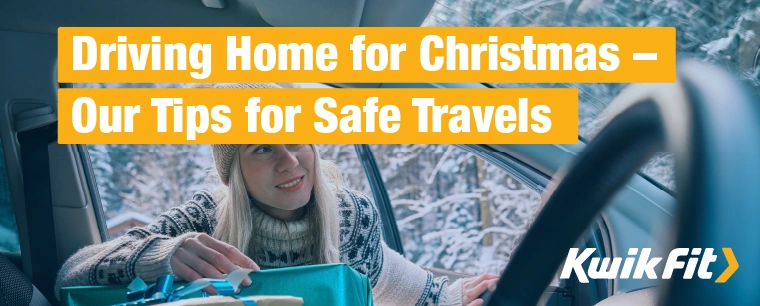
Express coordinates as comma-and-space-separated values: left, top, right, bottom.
276, 175, 305, 191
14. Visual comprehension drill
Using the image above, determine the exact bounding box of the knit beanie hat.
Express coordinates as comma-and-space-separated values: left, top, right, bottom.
210, 83, 283, 185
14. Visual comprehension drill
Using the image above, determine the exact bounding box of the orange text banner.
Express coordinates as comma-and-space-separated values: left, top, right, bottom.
58, 88, 579, 144
58, 27, 675, 83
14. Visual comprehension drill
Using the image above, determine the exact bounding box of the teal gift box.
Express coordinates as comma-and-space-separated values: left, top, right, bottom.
60, 263, 374, 306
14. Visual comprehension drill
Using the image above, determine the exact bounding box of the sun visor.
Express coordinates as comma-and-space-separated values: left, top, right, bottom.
249, 0, 435, 26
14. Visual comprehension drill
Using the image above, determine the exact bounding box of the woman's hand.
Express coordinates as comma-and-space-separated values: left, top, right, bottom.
462, 273, 500, 306
170, 233, 260, 295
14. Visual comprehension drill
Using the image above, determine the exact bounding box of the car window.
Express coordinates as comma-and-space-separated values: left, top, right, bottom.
423, 1, 760, 191
0, 139, 21, 253
75, 83, 373, 239
87, 143, 216, 238
371, 144, 542, 276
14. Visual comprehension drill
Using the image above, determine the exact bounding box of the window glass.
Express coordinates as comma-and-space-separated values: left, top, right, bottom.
372, 144, 542, 275
0, 139, 21, 253
423, 1, 760, 191
88, 143, 215, 238
317, 145, 374, 198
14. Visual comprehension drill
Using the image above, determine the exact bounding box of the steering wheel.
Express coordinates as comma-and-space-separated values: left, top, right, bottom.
484, 60, 760, 306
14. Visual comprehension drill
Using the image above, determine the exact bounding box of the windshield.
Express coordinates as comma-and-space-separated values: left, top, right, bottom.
423, 0, 760, 191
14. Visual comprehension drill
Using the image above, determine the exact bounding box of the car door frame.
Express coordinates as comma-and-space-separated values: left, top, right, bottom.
354, 144, 405, 254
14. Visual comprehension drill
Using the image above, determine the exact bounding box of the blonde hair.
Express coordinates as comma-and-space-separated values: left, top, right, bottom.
210, 145, 342, 264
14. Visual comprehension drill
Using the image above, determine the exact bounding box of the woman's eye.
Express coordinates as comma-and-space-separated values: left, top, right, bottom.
253, 146, 272, 154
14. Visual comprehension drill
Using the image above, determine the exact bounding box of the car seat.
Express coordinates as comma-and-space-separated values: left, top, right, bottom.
0, 253, 52, 306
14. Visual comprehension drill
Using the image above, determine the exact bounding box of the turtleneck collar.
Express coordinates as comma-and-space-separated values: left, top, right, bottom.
248, 197, 311, 241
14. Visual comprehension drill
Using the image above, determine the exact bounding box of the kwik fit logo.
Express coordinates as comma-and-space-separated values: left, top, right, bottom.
560, 248, 738, 283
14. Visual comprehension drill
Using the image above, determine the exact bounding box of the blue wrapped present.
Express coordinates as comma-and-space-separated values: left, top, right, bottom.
60, 263, 373, 306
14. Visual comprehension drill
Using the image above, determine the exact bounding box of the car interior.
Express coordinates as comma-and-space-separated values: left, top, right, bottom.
2, 0, 760, 306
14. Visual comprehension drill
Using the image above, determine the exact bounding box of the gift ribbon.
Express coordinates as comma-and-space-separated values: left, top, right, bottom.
110, 269, 257, 306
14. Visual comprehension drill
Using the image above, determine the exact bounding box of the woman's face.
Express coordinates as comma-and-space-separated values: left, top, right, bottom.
238, 144, 315, 214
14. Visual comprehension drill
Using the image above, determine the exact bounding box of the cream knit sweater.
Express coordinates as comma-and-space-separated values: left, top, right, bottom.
54, 187, 464, 306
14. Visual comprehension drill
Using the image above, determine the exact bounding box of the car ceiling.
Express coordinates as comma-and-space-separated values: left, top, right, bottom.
0, 0, 436, 34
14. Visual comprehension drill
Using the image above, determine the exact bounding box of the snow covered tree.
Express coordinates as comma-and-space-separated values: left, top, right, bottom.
104, 144, 141, 219
87, 144, 122, 218
122, 145, 213, 218
366, 144, 542, 275
317, 145, 374, 197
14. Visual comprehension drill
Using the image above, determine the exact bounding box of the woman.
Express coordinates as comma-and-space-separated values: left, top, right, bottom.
54, 84, 500, 306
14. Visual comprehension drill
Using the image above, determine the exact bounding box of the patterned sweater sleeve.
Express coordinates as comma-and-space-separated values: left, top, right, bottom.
339, 188, 464, 306
53, 190, 219, 300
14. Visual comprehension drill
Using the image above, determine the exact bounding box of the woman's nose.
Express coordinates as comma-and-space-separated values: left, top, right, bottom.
275, 149, 299, 172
